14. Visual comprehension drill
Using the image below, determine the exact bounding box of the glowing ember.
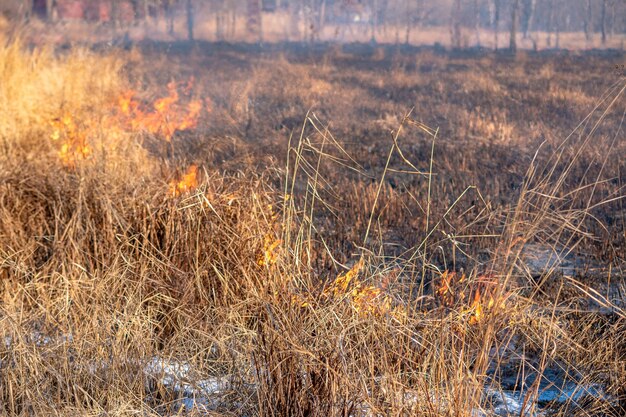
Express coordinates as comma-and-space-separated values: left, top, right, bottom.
258, 234, 281, 266
322, 258, 400, 318
325, 258, 364, 297
437, 270, 465, 307
436, 271, 505, 325
169, 165, 199, 196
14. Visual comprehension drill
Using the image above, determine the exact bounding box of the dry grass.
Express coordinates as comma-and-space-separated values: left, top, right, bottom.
0, 34, 624, 417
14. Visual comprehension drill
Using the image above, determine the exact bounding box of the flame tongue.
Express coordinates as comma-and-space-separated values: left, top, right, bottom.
49, 79, 208, 169
116, 80, 205, 141
50, 113, 92, 168
468, 289, 483, 325
169, 165, 199, 196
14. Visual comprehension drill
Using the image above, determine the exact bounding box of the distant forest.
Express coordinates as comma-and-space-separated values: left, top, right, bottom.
5, 0, 626, 49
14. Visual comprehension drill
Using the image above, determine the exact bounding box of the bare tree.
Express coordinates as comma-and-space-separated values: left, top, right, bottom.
554, 0, 561, 48
288, 0, 301, 41
111, 0, 119, 30
45, 0, 55, 21
583, 0, 592, 41
609, 0, 616, 37
404, 0, 413, 44
22, 0, 33, 22
451, 0, 462, 49
546, 0, 554, 46
510, 0, 519, 53
371, 0, 379, 43
186, 0, 194, 40
164, 0, 175, 36
601, 0, 607, 44
143, 0, 150, 25
474, 0, 481, 46
215, 3, 224, 40
521, 0, 536, 38
319, 0, 327, 39
493, 0, 501, 50
247, 0, 263, 41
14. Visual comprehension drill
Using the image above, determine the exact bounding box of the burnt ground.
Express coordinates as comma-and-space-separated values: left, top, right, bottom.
149, 40, 626, 414
105, 41, 626, 281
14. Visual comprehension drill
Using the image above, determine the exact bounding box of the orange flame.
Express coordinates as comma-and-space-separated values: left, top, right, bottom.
438, 271, 454, 297
468, 289, 483, 325
325, 258, 364, 297
50, 113, 92, 168
116, 81, 205, 142
49, 79, 208, 168
322, 258, 401, 318
169, 165, 199, 196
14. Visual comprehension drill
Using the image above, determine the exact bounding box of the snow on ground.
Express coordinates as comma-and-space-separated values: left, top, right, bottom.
143, 356, 613, 416
144, 357, 234, 411
0, 333, 616, 415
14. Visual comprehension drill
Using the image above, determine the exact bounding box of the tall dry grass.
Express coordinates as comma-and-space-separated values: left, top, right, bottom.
0, 35, 624, 417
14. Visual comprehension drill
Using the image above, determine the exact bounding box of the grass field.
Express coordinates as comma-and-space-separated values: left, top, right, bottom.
0, 25, 625, 416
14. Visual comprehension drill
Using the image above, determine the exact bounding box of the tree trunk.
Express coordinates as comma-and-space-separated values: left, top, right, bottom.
247, 0, 262, 42
404, 0, 411, 44
164, 0, 174, 36
509, 0, 519, 53
289, 0, 300, 41
584, 0, 592, 41
522, 0, 535, 38
111, 0, 119, 30
22, 0, 33, 22
216, 9, 223, 40
130, 0, 140, 20
371, 0, 378, 43
555, 0, 560, 49
609, 0, 615, 37
319, 0, 326, 39
186, 0, 194, 41
230, 8, 236, 39
474, 0, 481, 46
451, 0, 462, 49
546, 0, 553, 47
144, 0, 150, 27
45, 0, 55, 21
494, 0, 501, 50
601, 0, 607, 44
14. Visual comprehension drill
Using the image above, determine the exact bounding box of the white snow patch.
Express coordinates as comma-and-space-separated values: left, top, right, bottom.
144, 357, 233, 411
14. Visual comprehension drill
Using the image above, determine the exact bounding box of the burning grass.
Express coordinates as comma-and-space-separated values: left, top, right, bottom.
0, 36, 625, 416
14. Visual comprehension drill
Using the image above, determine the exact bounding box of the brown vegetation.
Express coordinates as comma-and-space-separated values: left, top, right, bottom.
0, 31, 624, 416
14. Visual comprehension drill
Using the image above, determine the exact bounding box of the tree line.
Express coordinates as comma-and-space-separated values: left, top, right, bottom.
10, 0, 626, 50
